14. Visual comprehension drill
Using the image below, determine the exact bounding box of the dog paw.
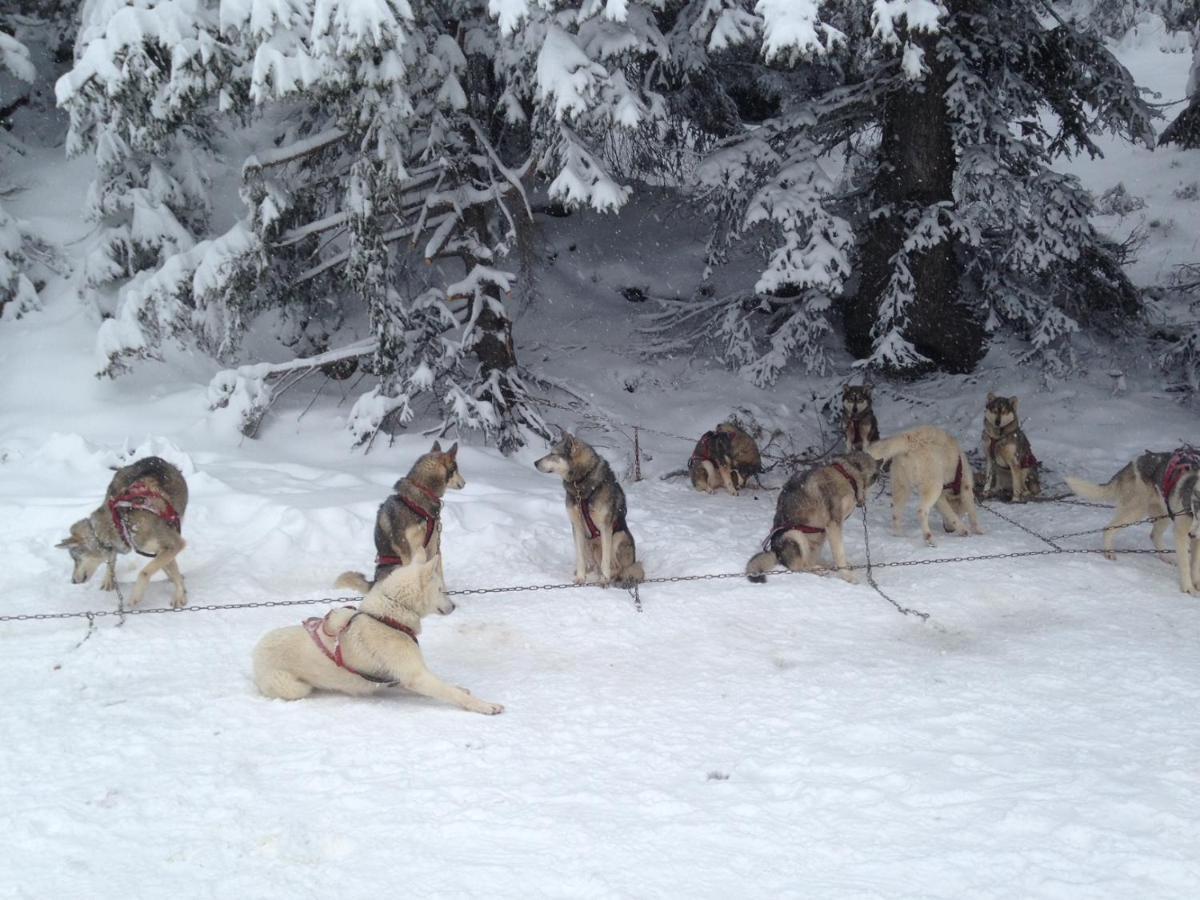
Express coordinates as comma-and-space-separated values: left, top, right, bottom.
839, 571, 859, 584
747, 574, 766, 584
171, 594, 188, 609
573, 574, 587, 586
924, 535, 937, 548
1104, 551, 1116, 562
100, 574, 116, 592
475, 701, 504, 715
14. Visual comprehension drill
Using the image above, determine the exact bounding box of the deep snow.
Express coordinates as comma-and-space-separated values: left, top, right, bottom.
2, 18, 1200, 900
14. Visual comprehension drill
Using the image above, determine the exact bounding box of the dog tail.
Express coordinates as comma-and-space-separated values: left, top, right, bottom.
746, 549, 777, 584
1065, 475, 1118, 504
615, 561, 645, 588
863, 433, 911, 463
334, 570, 372, 594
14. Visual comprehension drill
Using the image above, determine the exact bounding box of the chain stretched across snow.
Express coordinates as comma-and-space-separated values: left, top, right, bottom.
0, 496, 1181, 628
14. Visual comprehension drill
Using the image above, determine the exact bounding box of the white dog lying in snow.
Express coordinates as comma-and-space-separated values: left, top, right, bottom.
252, 555, 503, 714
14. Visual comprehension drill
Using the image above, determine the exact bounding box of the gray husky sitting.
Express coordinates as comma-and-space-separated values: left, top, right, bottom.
56, 456, 189, 608
337, 441, 463, 593
535, 432, 645, 588
1067, 448, 1200, 594
746, 451, 879, 584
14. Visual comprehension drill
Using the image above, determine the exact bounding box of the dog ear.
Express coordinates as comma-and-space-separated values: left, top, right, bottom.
842, 384, 851, 395
431, 440, 442, 452
864, 384, 873, 396
55, 536, 77, 549
1011, 396, 1019, 412
986, 391, 995, 403
446, 442, 458, 458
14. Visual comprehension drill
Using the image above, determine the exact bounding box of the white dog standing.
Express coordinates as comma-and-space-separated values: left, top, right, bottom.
253, 556, 503, 714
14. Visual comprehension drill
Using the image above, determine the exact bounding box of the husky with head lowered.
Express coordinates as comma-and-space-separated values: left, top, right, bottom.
535, 432, 645, 588
56, 456, 189, 608
842, 384, 881, 452
336, 441, 463, 594
1066, 448, 1200, 594
746, 451, 879, 584
689, 422, 762, 495
982, 393, 1041, 502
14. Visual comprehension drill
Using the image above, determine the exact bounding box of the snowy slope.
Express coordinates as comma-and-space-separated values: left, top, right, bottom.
2, 24, 1200, 900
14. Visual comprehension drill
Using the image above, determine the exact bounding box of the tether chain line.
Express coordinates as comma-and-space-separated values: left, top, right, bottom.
0, 546, 1175, 627
978, 501, 1062, 551
860, 506, 930, 621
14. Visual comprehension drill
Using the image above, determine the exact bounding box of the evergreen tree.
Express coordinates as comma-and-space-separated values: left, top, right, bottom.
0, 27, 39, 319
643, 0, 1155, 379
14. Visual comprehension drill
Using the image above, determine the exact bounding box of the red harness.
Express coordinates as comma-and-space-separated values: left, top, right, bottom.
690, 432, 715, 467
376, 483, 441, 568
107, 482, 182, 557
579, 497, 627, 540
943, 458, 964, 495
304, 608, 418, 684
1162, 449, 1200, 513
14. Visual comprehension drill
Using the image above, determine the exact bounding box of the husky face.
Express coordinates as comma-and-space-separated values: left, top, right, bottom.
985, 393, 1019, 430
842, 384, 873, 417
56, 520, 105, 584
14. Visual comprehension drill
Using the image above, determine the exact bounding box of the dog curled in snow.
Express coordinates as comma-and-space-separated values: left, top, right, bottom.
1066, 448, 1200, 594
535, 432, 645, 588
56, 456, 189, 608
336, 441, 463, 594
981, 393, 1041, 502
842, 384, 880, 452
866, 426, 982, 546
254, 556, 503, 713
689, 422, 762, 495
746, 451, 879, 584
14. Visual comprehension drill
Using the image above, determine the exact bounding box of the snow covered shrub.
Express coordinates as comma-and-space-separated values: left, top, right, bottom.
1096, 183, 1148, 216
0, 28, 39, 320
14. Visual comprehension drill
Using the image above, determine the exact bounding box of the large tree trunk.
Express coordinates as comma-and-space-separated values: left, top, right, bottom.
844, 32, 987, 374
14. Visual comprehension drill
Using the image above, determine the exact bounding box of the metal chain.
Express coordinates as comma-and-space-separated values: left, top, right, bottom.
979, 501, 1061, 551
860, 505, 930, 620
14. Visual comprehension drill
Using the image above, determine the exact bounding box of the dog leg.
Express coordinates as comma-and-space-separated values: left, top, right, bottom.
917, 483, 942, 546
934, 494, 967, 537
163, 559, 188, 609
1174, 523, 1198, 594
567, 509, 590, 584
402, 669, 504, 715
1103, 506, 1143, 561
825, 521, 858, 584
598, 527, 615, 587
983, 453, 996, 498
720, 465, 739, 496
891, 477, 910, 537
129, 540, 184, 607
1011, 463, 1028, 503
1151, 517, 1172, 566
100, 555, 117, 592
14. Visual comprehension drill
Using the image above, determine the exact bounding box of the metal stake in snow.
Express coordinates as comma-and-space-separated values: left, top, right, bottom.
632, 427, 642, 482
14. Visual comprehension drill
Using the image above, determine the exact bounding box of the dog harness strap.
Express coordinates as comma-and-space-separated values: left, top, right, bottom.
830, 463, 860, 505
690, 431, 715, 467
398, 496, 438, 548
1161, 449, 1200, 515
375, 553, 407, 567
304, 610, 398, 684
944, 458, 964, 495
410, 481, 443, 509
579, 497, 601, 540
360, 611, 419, 645
762, 521, 825, 552
107, 481, 183, 556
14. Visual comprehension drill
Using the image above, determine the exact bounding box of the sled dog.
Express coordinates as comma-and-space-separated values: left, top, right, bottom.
336, 441, 463, 594
842, 384, 881, 452
1066, 448, 1200, 594
689, 422, 762, 495
254, 556, 503, 713
982, 393, 1041, 502
746, 451, 879, 583
56, 456, 189, 608
535, 432, 645, 587
866, 426, 982, 546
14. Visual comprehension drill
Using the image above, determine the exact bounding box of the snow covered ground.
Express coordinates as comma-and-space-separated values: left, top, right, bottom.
3, 22, 1200, 900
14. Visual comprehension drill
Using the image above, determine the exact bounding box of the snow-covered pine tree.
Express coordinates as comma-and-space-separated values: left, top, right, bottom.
0, 26, 39, 320
56, 0, 232, 347
643, 0, 1156, 379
